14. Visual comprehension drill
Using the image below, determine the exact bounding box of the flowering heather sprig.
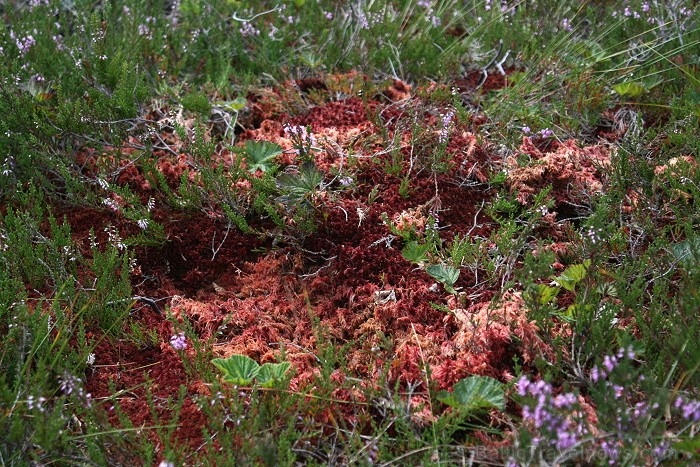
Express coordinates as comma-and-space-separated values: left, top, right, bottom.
516, 376, 590, 451
284, 124, 317, 158
2, 156, 15, 176
588, 346, 675, 462
59, 372, 92, 408
170, 332, 187, 350
674, 396, 700, 423
16, 35, 36, 57
584, 226, 603, 244
137, 16, 156, 39
27, 395, 47, 413
438, 110, 455, 144
104, 225, 126, 251
239, 22, 260, 38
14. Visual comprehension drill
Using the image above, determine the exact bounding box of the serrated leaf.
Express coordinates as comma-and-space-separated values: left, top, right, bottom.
402, 241, 430, 264
212, 355, 260, 385
276, 161, 324, 199
245, 140, 283, 173
426, 264, 460, 288
257, 362, 292, 388
437, 376, 505, 411
554, 259, 590, 292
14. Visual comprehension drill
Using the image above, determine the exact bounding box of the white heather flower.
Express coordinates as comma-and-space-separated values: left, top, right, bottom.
137, 218, 149, 230
102, 198, 119, 211
239, 22, 260, 37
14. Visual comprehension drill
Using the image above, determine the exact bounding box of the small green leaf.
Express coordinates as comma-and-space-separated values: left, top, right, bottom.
228, 96, 247, 111
613, 81, 646, 98
276, 161, 324, 200
257, 362, 292, 388
553, 259, 590, 292
673, 436, 700, 454
437, 376, 505, 411
426, 263, 460, 292
670, 236, 700, 271
402, 241, 430, 264
536, 284, 560, 305
212, 355, 260, 385
245, 140, 283, 173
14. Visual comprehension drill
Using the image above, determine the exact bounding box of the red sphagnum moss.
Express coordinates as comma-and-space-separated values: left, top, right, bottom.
58, 72, 614, 455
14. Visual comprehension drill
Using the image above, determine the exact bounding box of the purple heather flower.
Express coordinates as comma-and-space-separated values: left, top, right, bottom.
611, 384, 624, 399
517, 375, 530, 396
324, 11, 333, 20
16, 35, 36, 57
170, 332, 187, 350
653, 441, 670, 459
680, 399, 700, 422
438, 111, 454, 143
522, 126, 531, 134
603, 355, 618, 373
358, 11, 370, 29
538, 128, 554, 138
339, 176, 353, 186
601, 440, 620, 461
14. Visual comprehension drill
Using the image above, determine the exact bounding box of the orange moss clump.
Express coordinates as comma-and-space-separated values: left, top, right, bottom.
506, 139, 610, 206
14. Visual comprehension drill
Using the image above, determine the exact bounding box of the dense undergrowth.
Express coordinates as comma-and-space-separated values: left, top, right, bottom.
1, 0, 700, 465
